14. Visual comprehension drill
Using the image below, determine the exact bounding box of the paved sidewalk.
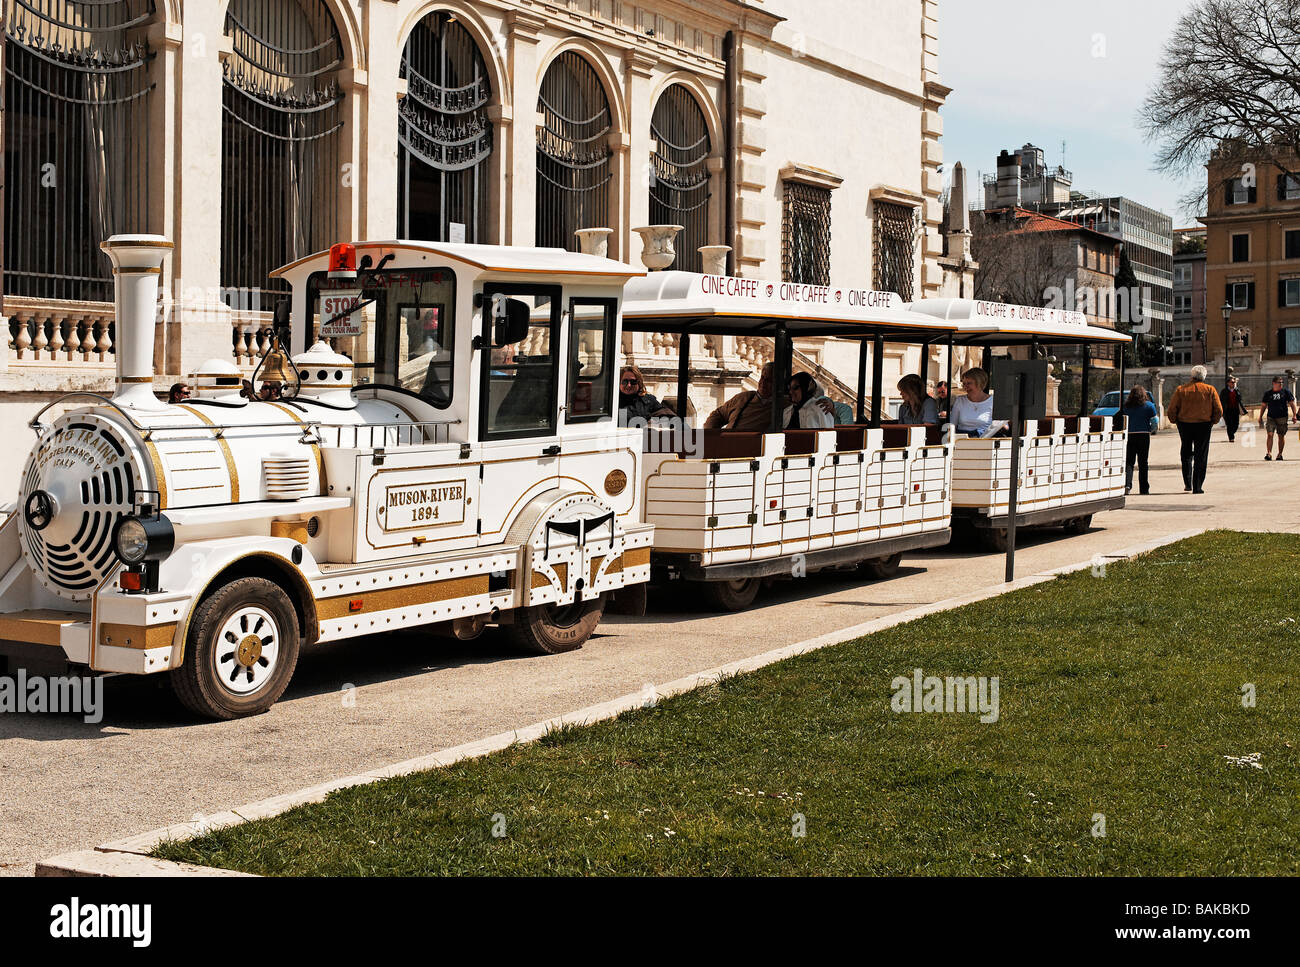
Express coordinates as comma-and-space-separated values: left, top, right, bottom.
2, 425, 1297, 875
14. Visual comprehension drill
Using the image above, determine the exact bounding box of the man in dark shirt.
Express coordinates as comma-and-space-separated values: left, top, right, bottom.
1259, 376, 1299, 460
1219, 376, 1247, 443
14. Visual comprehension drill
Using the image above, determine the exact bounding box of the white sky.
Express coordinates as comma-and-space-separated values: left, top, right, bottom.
940, 0, 1203, 225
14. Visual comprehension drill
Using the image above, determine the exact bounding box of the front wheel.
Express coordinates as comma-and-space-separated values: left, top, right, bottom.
698, 577, 761, 613
170, 577, 301, 720
980, 527, 1009, 552
505, 595, 605, 655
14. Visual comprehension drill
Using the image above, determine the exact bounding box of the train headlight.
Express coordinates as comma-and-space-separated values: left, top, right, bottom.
113, 513, 174, 565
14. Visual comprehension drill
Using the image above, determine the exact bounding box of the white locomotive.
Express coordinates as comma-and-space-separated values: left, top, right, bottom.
0, 236, 654, 718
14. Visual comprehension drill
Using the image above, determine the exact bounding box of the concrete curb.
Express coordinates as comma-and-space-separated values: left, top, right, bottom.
36, 527, 1208, 877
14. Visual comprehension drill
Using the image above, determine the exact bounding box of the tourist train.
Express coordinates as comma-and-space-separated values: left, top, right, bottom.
0, 236, 1130, 718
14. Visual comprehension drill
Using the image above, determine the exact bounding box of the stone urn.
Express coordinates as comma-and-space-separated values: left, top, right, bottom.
574, 227, 613, 258
634, 225, 684, 271
699, 245, 731, 276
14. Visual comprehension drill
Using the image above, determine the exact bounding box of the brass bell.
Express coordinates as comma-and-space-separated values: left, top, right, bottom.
259, 335, 295, 386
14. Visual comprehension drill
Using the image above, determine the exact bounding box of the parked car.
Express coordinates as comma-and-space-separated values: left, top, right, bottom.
1092, 390, 1159, 432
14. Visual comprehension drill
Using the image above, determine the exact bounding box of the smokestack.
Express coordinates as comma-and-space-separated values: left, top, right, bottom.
100, 234, 173, 410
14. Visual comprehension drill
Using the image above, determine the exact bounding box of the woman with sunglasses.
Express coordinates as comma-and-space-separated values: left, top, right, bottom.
618, 365, 676, 425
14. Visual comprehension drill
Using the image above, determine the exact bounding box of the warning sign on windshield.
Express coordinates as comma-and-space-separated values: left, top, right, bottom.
320, 290, 363, 337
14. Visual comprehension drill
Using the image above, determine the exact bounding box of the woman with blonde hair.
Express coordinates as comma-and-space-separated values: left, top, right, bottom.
949, 367, 998, 436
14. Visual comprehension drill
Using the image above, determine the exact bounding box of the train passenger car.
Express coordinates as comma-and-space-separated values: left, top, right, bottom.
622, 272, 960, 611
0, 236, 654, 718
908, 298, 1131, 549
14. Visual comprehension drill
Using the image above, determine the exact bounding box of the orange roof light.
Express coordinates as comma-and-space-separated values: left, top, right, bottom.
328, 243, 358, 279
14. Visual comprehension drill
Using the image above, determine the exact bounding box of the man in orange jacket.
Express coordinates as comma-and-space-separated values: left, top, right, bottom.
1165, 366, 1224, 494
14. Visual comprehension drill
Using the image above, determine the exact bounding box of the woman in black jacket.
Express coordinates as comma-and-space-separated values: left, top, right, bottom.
618, 365, 676, 424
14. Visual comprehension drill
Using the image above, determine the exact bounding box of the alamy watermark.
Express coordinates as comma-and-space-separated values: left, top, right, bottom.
0, 670, 103, 724
890, 668, 1000, 723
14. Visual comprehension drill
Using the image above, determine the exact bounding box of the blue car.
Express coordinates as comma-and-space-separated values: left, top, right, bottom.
1092, 390, 1159, 433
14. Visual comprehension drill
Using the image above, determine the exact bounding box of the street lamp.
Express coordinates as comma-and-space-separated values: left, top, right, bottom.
1221, 301, 1233, 379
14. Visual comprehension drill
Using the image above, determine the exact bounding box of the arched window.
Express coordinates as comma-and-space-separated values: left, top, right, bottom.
3, 0, 155, 303
536, 51, 612, 252
221, 0, 344, 310
650, 85, 712, 274
398, 11, 493, 243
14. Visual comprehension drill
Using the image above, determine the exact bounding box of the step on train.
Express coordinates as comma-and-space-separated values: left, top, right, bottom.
0, 236, 1130, 718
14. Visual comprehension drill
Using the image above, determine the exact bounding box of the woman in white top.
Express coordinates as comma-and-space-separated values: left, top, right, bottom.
783, 372, 836, 429
949, 367, 997, 436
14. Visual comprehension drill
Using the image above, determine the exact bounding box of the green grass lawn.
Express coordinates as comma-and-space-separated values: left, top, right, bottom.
155, 530, 1300, 876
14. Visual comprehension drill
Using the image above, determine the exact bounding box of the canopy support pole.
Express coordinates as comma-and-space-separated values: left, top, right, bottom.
676, 332, 690, 419
1118, 341, 1127, 430
945, 334, 955, 421
772, 327, 790, 432
870, 333, 885, 427
856, 339, 869, 424
1080, 343, 1091, 418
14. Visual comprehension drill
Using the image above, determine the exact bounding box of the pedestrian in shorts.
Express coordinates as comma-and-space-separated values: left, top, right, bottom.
1260, 376, 1298, 461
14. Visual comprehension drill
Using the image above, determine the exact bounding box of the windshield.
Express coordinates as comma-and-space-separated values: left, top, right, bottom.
306, 267, 456, 407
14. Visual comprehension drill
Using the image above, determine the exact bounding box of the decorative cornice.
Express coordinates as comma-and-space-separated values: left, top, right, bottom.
780, 162, 845, 191
870, 185, 925, 208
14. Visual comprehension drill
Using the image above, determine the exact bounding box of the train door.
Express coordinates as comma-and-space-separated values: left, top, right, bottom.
476, 283, 564, 543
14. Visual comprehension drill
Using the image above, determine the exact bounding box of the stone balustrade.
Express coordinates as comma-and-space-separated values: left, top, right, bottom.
4, 297, 116, 368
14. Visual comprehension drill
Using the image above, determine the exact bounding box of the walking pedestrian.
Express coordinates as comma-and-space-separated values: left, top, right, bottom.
1220, 376, 1247, 442
1122, 385, 1158, 495
1165, 365, 1223, 494
1260, 375, 1299, 461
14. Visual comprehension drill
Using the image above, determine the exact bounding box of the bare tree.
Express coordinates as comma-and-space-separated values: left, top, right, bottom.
1141, 1, 1300, 211
970, 215, 1063, 307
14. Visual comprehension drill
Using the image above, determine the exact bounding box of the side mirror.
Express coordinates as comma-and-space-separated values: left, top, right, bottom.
492, 295, 531, 347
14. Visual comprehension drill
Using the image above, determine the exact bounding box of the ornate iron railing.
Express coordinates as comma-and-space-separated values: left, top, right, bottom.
650, 84, 712, 274
536, 51, 612, 252
398, 12, 493, 243
221, 0, 343, 312
3, 0, 155, 304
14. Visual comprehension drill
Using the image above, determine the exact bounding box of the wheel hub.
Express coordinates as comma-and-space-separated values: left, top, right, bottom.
236, 634, 263, 667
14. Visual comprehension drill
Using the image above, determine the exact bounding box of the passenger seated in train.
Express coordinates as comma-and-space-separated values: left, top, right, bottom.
618, 365, 676, 425
949, 367, 1008, 437
705, 362, 834, 431
784, 372, 836, 429
894, 373, 940, 424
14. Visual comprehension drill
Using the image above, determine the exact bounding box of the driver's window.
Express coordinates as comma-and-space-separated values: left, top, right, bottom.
482, 288, 559, 439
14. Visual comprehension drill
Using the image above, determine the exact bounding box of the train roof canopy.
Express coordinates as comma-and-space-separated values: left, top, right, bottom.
622, 272, 959, 338
906, 298, 1132, 345
271, 241, 645, 282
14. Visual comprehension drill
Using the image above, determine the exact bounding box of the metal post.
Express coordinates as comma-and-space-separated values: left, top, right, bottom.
772, 327, 789, 431
676, 332, 690, 418
1080, 343, 1091, 417
857, 339, 869, 424
1118, 340, 1127, 430
870, 333, 885, 427
945, 334, 954, 421
1005, 373, 1024, 583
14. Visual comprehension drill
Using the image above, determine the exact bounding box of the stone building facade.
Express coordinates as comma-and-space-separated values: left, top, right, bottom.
2, 0, 951, 493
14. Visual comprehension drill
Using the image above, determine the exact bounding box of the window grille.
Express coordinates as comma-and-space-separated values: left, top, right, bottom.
536, 52, 612, 252
650, 85, 712, 274
3, 0, 156, 303
398, 12, 493, 243
873, 201, 916, 300
782, 181, 831, 286
221, 0, 344, 311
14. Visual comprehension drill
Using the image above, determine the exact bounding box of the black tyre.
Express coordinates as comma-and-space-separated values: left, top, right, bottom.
698, 577, 762, 613
1063, 514, 1093, 535
980, 527, 1009, 552
505, 595, 604, 655
860, 552, 903, 579
170, 577, 301, 720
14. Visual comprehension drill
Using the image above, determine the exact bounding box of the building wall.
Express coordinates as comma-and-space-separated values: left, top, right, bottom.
1203, 151, 1300, 371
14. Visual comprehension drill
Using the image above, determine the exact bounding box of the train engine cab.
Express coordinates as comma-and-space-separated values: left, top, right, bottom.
0, 236, 653, 719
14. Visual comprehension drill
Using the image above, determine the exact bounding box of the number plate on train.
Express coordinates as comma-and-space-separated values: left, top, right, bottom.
381, 480, 468, 529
